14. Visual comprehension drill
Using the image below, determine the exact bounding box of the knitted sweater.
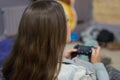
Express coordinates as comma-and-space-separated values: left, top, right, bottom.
58, 58, 109, 80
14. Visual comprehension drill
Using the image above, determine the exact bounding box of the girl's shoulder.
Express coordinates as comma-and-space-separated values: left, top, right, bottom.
58, 63, 88, 80
58, 58, 96, 80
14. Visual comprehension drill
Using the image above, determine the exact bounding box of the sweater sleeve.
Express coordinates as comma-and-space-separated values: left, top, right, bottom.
94, 63, 109, 80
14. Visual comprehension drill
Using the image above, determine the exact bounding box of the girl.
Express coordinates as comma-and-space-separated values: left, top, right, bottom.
2, 1, 67, 80
1, 0, 109, 80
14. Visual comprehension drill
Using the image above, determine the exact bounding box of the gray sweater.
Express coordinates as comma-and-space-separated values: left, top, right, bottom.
58, 58, 109, 80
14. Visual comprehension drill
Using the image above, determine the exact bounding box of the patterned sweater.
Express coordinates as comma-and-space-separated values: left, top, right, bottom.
58, 58, 109, 80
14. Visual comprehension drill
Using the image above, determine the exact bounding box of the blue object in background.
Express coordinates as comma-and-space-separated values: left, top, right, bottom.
0, 38, 14, 67
71, 32, 79, 41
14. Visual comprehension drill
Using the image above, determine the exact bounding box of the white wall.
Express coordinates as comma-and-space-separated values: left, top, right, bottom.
73, 0, 93, 34
0, 0, 30, 8
74, 0, 93, 22
0, 9, 4, 35
0, 0, 30, 40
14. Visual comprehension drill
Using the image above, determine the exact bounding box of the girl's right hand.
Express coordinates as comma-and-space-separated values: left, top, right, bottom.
90, 46, 101, 64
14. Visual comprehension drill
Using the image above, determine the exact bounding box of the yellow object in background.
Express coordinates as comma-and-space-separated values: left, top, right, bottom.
93, 0, 120, 25
58, 1, 77, 30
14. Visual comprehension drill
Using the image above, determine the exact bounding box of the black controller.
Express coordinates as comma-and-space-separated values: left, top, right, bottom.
71, 44, 94, 59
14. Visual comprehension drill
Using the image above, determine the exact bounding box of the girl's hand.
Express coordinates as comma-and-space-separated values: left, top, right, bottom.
63, 48, 77, 59
91, 46, 101, 64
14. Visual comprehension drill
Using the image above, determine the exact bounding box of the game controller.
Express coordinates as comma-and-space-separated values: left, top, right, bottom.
71, 44, 94, 59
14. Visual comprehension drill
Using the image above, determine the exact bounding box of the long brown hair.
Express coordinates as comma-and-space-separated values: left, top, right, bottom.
2, 1, 67, 80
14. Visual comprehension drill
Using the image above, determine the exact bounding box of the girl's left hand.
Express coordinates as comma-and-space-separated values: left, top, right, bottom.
63, 48, 78, 59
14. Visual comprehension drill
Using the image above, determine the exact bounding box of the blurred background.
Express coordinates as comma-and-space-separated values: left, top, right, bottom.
0, 0, 120, 78
93, 0, 120, 25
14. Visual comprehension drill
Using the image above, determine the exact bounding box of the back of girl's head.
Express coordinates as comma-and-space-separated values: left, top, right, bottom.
2, 1, 67, 80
